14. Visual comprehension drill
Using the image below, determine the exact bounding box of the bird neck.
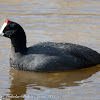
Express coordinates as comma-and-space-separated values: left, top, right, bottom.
11, 31, 27, 53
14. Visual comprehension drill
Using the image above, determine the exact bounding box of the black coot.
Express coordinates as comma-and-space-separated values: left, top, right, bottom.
0, 19, 100, 72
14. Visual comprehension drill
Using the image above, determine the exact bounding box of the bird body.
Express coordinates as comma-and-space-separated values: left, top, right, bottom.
10, 42, 100, 71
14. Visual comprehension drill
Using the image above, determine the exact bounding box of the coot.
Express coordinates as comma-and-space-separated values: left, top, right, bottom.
0, 19, 100, 72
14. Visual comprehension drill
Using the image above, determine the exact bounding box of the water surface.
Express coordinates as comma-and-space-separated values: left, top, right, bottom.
0, 0, 100, 100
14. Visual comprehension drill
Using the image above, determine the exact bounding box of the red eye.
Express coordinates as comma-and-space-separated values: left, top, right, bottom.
7, 28, 10, 31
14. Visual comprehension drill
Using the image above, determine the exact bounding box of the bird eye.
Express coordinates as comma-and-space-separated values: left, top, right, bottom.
6, 28, 10, 31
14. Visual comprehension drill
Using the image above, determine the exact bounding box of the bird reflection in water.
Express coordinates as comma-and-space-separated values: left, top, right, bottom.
8, 65, 100, 99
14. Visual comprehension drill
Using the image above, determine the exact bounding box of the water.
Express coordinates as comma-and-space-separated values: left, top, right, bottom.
0, 0, 100, 100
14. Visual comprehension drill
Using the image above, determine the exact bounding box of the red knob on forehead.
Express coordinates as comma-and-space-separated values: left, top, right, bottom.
5, 19, 10, 24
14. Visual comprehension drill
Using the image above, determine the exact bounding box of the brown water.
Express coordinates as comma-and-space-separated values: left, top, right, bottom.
0, 0, 100, 100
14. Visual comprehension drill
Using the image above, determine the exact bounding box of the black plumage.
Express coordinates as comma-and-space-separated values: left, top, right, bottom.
1, 20, 100, 72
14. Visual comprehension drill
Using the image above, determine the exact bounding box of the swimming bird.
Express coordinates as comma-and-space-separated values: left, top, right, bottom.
0, 19, 100, 72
